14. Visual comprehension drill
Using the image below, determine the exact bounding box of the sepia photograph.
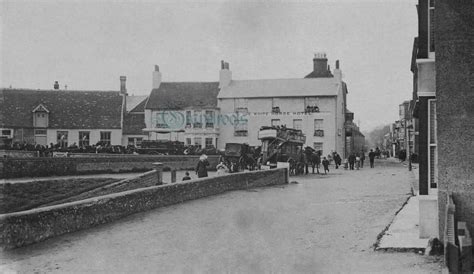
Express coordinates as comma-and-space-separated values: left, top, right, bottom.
1, 0, 473, 272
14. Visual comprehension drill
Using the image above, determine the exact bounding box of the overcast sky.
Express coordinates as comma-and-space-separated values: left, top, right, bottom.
1, 0, 417, 132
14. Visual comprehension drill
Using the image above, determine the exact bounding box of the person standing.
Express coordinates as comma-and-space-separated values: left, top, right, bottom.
311, 151, 321, 174
360, 150, 365, 168
322, 157, 330, 174
369, 149, 376, 168
196, 154, 210, 178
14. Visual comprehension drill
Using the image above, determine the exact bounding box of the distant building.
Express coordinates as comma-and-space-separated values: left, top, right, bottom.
0, 86, 123, 147
144, 66, 220, 149
122, 94, 148, 147
217, 54, 362, 157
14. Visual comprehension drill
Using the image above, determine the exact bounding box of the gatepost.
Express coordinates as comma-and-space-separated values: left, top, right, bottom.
152, 162, 164, 185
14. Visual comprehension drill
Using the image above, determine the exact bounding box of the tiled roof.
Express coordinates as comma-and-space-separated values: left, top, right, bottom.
0, 88, 123, 129
123, 113, 146, 135
145, 82, 219, 110
218, 78, 339, 99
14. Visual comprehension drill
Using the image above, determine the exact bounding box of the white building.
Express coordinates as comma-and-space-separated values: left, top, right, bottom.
217, 54, 349, 157
143, 66, 220, 149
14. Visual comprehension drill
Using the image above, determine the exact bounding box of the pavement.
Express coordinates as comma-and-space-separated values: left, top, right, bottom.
376, 160, 430, 252
1, 158, 443, 273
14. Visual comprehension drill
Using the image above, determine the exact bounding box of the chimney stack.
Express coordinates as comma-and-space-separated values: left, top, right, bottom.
120, 76, 127, 94
335, 60, 340, 69
219, 60, 232, 88
54, 81, 59, 90
333, 60, 342, 82
152, 65, 162, 89
313, 52, 328, 76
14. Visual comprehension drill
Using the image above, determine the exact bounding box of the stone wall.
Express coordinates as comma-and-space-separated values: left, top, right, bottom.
0, 155, 219, 179
0, 168, 288, 248
436, 0, 474, 241
0, 150, 37, 158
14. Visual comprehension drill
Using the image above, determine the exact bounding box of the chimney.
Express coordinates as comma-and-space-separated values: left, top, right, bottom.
152, 65, 162, 89
334, 60, 342, 82
120, 76, 127, 94
53, 81, 59, 90
219, 60, 232, 88
313, 52, 328, 76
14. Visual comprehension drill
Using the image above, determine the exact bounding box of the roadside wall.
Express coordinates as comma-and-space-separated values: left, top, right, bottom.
0, 150, 37, 158
0, 168, 288, 249
0, 155, 219, 179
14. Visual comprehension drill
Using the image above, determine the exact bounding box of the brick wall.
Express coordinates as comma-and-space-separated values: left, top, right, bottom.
0, 155, 219, 179
0, 168, 288, 248
436, 0, 474, 241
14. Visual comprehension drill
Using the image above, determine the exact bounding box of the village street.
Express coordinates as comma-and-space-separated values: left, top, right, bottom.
1, 159, 442, 273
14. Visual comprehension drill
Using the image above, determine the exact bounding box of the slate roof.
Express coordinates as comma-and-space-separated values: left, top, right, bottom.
218, 78, 340, 99
0, 88, 123, 129
126, 95, 147, 112
145, 82, 219, 110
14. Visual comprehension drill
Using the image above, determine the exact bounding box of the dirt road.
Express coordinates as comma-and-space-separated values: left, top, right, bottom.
1, 159, 442, 273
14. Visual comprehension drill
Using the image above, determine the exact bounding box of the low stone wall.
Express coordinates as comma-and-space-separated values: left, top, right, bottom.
0, 150, 37, 158
0, 168, 288, 249
0, 155, 219, 179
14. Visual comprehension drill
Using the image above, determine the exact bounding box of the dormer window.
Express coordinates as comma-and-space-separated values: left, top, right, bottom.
32, 104, 49, 128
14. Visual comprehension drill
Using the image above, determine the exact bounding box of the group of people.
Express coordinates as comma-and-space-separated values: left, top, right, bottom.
346, 149, 377, 169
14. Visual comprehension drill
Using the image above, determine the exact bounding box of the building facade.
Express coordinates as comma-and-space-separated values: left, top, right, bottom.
217, 54, 358, 157
436, 0, 474, 243
144, 66, 220, 149
0, 87, 123, 147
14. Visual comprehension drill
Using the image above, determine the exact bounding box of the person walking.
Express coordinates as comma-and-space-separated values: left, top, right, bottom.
322, 157, 330, 174
369, 149, 376, 168
348, 153, 356, 170
333, 152, 342, 169
196, 154, 210, 178
360, 150, 365, 168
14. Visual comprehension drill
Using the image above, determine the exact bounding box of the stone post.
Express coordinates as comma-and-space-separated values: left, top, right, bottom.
171, 169, 177, 183
152, 162, 164, 185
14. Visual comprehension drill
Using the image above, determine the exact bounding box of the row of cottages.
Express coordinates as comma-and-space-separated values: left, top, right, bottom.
143, 54, 364, 158
0, 77, 148, 147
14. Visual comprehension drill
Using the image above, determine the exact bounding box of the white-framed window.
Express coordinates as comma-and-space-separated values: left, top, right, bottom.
205, 138, 213, 148
428, 0, 435, 56
79, 131, 90, 147
193, 110, 203, 128
314, 119, 324, 136
127, 137, 142, 147
293, 119, 302, 130
428, 99, 437, 190
271, 119, 281, 127
1, 129, 13, 138
100, 131, 111, 145
186, 138, 192, 145
205, 110, 215, 128
35, 129, 46, 135
194, 137, 202, 148
186, 110, 192, 128
57, 131, 68, 148
154, 112, 169, 128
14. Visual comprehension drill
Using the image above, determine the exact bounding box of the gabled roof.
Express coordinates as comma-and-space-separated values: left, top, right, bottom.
126, 95, 147, 112
0, 88, 123, 129
32, 104, 50, 113
218, 78, 340, 99
145, 82, 219, 110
